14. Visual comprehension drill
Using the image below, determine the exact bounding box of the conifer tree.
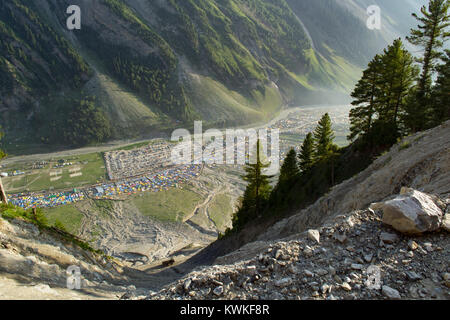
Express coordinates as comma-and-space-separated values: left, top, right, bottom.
298, 133, 315, 172
238, 139, 273, 223
406, 0, 450, 131
380, 39, 419, 128
278, 148, 299, 184
349, 40, 418, 141
431, 49, 450, 124
348, 54, 383, 140
314, 113, 335, 160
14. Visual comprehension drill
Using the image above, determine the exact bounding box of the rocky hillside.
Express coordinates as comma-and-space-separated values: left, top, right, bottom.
150, 201, 449, 300
0, 213, 136, 299
0, 121, 448, 301
147, 121, 450, 300
0, 0, 423, 147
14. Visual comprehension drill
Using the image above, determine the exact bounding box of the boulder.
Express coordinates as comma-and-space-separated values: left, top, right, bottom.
380, 189, 443, 234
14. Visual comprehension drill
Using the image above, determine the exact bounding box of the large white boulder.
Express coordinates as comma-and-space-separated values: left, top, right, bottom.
380, 189, 443, 234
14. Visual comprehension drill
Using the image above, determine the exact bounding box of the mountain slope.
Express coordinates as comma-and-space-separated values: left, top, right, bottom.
147, 122, 450, 301
0, 0, 424, 149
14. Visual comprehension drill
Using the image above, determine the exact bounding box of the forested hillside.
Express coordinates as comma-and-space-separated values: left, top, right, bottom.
225, 0, 449, 251
0, 0, 424, 150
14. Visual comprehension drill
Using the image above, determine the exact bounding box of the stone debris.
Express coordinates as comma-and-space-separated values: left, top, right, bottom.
147, 194, 450, 300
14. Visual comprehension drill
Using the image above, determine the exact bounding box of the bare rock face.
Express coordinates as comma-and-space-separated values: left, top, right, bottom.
380, 189, 443, 234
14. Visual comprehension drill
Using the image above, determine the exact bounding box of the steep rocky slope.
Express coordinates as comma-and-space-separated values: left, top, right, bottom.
0, 215, 137, 299
150, 205, 449, 300
147, 121, 450, 300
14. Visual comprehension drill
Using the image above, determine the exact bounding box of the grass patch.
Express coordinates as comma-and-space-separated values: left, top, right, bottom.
43, 204, 84, 235
0, 203, 104, 256
209, 194, 233, 232
132, 187, 204, 222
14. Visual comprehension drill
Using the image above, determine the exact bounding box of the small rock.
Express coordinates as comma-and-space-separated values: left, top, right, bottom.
321, 284, 330, 294
382, 285, 401, 300
288, 265, 297, 274
304, 247, 313, 257
213, 286, 224, 296
364, 254, 373, 263
351, 264, 364, 270
355, 256, 364, 264
345, 217, 354, 227
334, 233, 347, 244
317, 269, 328, 276
275, 278, 293, 288
184, 279, 192, 291
328, 266, 336, 276
307, 229, 320, 244
304, 270, 314, 277
341, 282, 352, 291
408, 240, 418, 250
405, 271, 422, 281
423, 242, 433, 252
246, 265, 257, 275
380, 232, 399, 244
274, 249, 282, 260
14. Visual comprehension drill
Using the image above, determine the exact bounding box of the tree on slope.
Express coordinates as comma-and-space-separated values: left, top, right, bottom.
406, 0, 450, 131
348, 54, 383, 141
431, 49, 450, 124
298, 133, 315, 172
380, 39, 419, 129
314, 113, 335, 160
278, 148, 300, 185
233, 139, 273, 230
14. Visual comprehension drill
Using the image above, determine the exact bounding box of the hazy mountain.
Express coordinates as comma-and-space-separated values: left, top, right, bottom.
0, 0, 424, 147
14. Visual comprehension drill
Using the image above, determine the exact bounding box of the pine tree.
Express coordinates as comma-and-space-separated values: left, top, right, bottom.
432, 49, 450, 124
348, 54, 383, 141
349, 40, 418, 142
380, 39, 419, 128
239, 139, 273, 221
314, 113, 335, 160
298, 133, 315, 172
278, 148, 299, 184
406, 0, 450, 131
